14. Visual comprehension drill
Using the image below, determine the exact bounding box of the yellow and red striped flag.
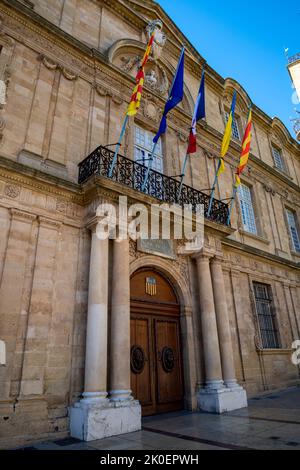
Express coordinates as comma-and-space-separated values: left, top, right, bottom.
217, 92, 237, 177
235, 108, 252, 187
127, 33, 155, 116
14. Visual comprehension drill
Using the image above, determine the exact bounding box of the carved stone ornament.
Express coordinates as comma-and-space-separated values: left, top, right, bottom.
94, 85, 107, 96
61, 67, 77, 81
146, 19, 166, 60
111, 94, 123, 105
145, 69, 157, 88
145, 61, 169, 96
120, 55, 140, 73
176, 131, 188, 143
4, 184, 21, 199
39, 55, 77, 80
94, 84, 122, 105
264, 185, 276, 197
144, 100, 158, 121
56, 200, 67, 213
40, 55, 58, 70
120, 54, 169, 97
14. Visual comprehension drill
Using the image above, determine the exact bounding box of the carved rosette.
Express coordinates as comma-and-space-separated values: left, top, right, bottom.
4, 184, 21, 199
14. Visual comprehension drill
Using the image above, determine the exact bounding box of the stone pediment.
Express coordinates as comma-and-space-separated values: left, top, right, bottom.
107, 38, 193, 115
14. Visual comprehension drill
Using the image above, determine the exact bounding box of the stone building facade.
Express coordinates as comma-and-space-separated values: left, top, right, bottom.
0, 0, 299, 447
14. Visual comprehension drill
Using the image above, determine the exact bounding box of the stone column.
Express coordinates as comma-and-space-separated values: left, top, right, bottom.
195, 251, 247, 413
109, 237, 132, 402
81, 227, 109, 403
210, 257, 238, 389
70, 221, 141, 441
195, 253, 224, 390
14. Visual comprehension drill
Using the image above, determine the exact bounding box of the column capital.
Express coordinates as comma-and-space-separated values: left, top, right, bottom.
86, 216, 100, 233
210, 255, 225, 266
10, 208, 37, 223
192, 249, 215, 262
38, 216, 61, 230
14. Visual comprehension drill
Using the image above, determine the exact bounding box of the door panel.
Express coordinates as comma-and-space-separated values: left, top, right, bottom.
130, 316, 155, 415
130, 269, 183, 416
155, 319, 183, 412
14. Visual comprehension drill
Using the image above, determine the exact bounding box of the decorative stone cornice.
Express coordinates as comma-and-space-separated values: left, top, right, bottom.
222, 239, 300, 271
0, 155, 82, 204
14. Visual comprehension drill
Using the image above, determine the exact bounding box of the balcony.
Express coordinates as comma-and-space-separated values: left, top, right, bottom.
78, 146, 230, 226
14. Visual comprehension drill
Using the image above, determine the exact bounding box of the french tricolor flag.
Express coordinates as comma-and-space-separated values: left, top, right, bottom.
187, 70, 206, 154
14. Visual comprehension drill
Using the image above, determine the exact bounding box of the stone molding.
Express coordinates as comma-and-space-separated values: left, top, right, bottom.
10, 207, 36, 222
38, 216, 61, 230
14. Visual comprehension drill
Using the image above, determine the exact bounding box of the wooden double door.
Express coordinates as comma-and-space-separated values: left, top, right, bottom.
130, 270, 184, 416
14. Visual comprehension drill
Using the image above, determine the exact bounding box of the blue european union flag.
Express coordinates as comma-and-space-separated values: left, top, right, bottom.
153, 48, 185, 144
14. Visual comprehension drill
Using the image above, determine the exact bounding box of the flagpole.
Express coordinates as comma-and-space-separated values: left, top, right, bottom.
227, 185, 238, 225
108, 114, 129, 178
177, 65, 206, 202
141, 140, 158, 191
177, 153, 189, 201
227, 104, 252, 225
207, 159, 221, 218
141, 46, 185, 192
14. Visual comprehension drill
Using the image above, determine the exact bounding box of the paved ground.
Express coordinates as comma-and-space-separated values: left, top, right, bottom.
16, 387, 300, 450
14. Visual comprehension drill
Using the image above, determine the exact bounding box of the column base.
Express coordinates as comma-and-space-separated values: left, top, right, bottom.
69, 399, 141, 441
109, 389, 133, 402
198, 386, 247, 414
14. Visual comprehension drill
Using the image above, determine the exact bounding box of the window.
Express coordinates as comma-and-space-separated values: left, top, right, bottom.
224, 111, 241, 140
286, 209, 300, 253
238, 183, 257, 235
253, 283, 280, 349
272, 146, 285, 172
134, 125, 163, 173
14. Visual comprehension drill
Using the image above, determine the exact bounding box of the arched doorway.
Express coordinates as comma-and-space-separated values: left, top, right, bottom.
130, 268, 184, 416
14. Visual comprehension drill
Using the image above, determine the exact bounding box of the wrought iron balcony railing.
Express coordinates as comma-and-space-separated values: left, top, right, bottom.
78, 146, 230, 226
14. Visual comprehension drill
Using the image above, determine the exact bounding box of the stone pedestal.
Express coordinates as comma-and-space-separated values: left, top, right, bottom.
70, 400, 141, 441
198, 386, 248, 414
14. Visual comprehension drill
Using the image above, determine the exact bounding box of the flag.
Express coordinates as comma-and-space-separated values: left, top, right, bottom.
153, 48, 185, 143
217, 91, 237, 176
127, 32, 155, 116
187, 70, 206, 154
235, 108, 252, 187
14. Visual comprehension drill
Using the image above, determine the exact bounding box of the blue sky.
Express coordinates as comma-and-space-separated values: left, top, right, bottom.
158, 0, 299, 136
